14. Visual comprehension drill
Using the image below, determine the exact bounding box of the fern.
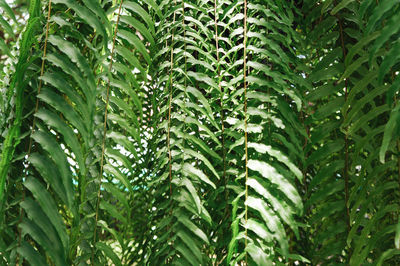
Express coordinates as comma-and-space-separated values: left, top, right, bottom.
1, 0, 400, 265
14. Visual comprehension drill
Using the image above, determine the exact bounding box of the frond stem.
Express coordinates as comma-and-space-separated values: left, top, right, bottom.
167, 0, 177, 202
214, 0, 226, 198
337, 12, 350, 231
243, 0, 248, 262
16, 1, 52, 264
337, 10, 352, 262
91, 1, 123, 262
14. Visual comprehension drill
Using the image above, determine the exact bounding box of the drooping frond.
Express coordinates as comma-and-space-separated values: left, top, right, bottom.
1, 0, 400, 265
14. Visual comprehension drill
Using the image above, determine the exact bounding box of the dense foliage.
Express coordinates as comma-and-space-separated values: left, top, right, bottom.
1, 0, 400, 265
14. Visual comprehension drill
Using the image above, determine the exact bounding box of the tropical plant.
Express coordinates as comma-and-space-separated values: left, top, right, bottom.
0, 0, 399, 265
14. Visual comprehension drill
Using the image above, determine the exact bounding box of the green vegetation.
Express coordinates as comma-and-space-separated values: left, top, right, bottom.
1, 0, 400, 264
